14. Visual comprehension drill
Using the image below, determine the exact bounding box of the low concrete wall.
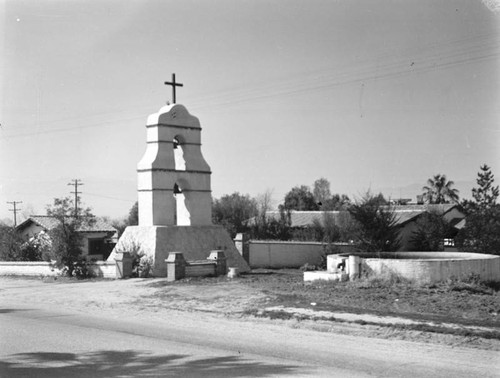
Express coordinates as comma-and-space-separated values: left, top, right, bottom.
327, 252, 500, 284
0, 261, 116, 279
185, 262, 216, 277
248, 241, 356, 269
0, 261, 59, 277
88, 262, 116, 278
165, 251, 227, 281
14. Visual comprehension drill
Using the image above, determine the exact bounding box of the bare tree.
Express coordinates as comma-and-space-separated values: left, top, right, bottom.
313, 178, 331, 205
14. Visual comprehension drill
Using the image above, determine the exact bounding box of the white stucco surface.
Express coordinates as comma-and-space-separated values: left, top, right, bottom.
109, 225, 250, 276
137, 104, 212, 227
326, 252, 500, 284
248, 241, 356, 269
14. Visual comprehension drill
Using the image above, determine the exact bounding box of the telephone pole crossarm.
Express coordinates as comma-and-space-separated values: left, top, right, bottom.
68, 179, 83, 217
7, 201, 22, 227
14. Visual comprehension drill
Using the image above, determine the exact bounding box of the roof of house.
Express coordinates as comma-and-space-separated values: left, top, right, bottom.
24, 215, 62, 230
385, 204, 457, 214
249, 204, 462, 228
247, 211, 343, 228
16, 216, 117, 234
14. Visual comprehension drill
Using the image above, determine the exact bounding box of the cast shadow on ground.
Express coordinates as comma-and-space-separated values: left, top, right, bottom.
0, 349, 302, 377
0, 308, 32, 314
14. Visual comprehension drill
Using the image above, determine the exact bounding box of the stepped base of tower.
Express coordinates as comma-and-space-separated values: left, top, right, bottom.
108, 225, 250, 276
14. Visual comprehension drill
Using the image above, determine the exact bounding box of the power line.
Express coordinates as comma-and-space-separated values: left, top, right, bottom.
7, 201, 22, 227
85, 192, 136, 203
1, 30, 499, 139
68, 179, 83, 216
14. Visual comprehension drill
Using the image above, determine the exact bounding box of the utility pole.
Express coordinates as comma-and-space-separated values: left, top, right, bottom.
7, 201, 22, 227
68, 179, 83, 217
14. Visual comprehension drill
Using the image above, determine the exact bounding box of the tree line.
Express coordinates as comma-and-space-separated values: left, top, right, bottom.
1, 164, 499, 274
212, 164, 500, 256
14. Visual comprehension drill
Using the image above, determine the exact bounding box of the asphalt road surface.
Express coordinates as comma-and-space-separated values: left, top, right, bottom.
0, 305, 498, 377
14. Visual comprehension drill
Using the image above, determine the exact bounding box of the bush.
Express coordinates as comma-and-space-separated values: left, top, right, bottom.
348, 192, 401, 252
350, 271, 412, 288
115, 240, 154, 278
70, 258, 95, 279
410, 212, 454, 251
456, 206, 500, 255
0, 226, 24, 261
249, 208, 292, 240
299, 263, 318, 272
19, 231, 52, 261
48, 220, 90, 278
132, 254, 154, 278
441, 273, 499, 294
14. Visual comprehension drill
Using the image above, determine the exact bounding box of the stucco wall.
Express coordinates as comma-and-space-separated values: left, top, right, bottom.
248, 241, 356, 269
0, 261, 116, 278
18, 224, 45, 240
329, 252, 500, 284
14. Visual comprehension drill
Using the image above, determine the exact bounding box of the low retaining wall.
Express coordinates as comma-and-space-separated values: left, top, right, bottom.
0, 261, 116, 279
326, 252, 500, 284
248, 241, 356, 269
88, 262, 116, 278
165, 250, 227, 281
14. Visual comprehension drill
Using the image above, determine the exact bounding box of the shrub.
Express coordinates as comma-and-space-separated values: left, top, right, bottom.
19, 231, 52, 261
133, 254, 154, 278
299, 263, 318, 272
70, 258, 95, 279
0, 226, 24, 261
346, 270, 412, 289
250, 208, 292, 240
348, 192, 401, 252
409, 212, 454, 251
115, 240, 154, 278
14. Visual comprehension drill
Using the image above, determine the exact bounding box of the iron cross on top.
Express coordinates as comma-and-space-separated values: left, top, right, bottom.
164, 73, 183, 104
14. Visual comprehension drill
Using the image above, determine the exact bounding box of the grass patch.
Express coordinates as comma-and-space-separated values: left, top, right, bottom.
241, 269, 500, 329
243, 307, 500, 340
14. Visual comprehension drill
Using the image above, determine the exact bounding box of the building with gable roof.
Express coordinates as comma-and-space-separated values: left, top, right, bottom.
16, 216, 118, 260
248, 203, 465, 251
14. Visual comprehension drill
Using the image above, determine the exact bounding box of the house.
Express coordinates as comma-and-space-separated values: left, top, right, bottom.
251, 203, 465, 251
389, 204, 464, 251
16, 216, 118, 260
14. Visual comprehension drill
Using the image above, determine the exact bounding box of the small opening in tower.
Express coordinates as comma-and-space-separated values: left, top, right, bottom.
173, 137, 186, 171
173, 183, 190, 226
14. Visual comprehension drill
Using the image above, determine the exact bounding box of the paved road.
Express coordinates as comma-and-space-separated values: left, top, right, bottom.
0, 305, 498, 377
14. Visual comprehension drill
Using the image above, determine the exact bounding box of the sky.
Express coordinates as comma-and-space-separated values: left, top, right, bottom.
1, 0, 499, 224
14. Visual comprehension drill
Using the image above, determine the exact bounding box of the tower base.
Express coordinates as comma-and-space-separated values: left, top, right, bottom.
107, 225, 250, 277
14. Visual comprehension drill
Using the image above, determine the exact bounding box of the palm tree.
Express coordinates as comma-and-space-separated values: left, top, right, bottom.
422, 174, 460, 204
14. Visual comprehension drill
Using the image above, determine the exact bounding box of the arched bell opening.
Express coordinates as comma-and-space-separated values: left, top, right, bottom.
173, 136, 186, 171
173, 182, 191, 226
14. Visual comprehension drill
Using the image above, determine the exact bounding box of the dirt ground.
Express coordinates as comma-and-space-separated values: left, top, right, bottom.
0, 270, 499, 351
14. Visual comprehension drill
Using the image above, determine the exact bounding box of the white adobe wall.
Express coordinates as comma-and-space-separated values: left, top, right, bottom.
326, 252, 500, 284
0, 262, 59, 276
248, 241, 356, 269
363, 253, 500, 284
0, 261, 116, 278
